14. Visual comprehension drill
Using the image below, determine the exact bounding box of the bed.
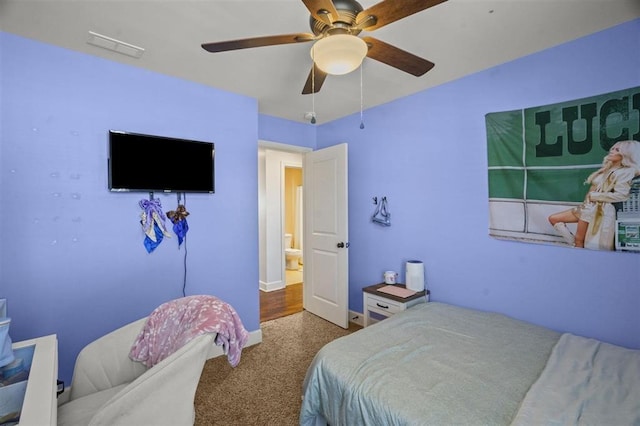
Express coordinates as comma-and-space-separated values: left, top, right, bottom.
300, 302, 640, 425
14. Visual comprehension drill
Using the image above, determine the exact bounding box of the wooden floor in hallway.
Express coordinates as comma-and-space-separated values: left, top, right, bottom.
260, 282, 303, 322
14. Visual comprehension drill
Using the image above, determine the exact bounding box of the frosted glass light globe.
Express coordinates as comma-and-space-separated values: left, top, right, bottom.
311, 35, 367, 75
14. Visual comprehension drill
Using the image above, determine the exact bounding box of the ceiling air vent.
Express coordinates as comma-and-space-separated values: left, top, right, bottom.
86, 31, 145, 59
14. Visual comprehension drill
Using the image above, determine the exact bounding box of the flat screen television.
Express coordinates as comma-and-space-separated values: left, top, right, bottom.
108, 130, 215, 193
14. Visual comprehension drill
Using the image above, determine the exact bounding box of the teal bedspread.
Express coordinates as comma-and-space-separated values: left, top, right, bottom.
300, 302, 560, 426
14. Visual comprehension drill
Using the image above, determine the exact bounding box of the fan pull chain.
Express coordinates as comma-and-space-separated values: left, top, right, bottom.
359, 63, 365, 129
311, 66, 317, 124
311, 46, 317, 124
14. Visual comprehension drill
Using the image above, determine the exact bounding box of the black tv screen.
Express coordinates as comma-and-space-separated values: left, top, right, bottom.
108, 130, 215, 193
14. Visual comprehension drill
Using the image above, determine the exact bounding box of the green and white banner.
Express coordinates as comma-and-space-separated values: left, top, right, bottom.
486, 86, 640, 252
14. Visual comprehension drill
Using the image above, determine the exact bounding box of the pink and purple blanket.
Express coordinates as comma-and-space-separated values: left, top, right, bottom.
130, 295, 249, 367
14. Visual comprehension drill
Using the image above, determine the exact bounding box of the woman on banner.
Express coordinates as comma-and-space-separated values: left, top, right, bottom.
548, 140, 640, 250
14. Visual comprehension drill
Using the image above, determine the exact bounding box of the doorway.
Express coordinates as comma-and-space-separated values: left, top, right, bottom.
258, 142, 310, 322
259, 284, 302, 322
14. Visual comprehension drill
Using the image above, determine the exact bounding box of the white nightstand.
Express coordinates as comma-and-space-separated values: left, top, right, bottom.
362, 283, 429, 327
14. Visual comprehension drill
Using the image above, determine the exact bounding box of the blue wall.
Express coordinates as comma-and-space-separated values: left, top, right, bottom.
258, 114, 316, 148
0, 33, 263, 383
2, 20, 639, 385
317, 19, 640, 349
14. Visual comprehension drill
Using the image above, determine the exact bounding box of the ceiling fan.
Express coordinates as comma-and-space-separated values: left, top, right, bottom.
201, 0, 447, 94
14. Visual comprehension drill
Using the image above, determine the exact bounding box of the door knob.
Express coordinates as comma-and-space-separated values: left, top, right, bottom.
337, 242, 350, 248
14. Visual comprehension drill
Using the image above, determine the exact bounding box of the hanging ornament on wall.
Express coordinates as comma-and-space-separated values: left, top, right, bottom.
139, 197, 171, 253
167, 195, 189, 247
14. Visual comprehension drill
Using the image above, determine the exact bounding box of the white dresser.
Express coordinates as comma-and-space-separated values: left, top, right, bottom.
10, 335, 58, 425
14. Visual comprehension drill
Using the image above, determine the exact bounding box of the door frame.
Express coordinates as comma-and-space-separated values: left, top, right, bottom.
258, 140, 311, 293
258, 141, 349, 328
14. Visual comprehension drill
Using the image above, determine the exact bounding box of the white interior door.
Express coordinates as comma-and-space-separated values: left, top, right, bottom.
303, 143, 349, 328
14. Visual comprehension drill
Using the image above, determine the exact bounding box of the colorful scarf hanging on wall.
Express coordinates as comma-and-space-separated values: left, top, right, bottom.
139, 198, 171, 253
167, 204, 190, 247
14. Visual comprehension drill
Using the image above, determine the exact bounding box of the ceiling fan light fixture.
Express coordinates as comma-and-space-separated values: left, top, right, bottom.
311, 34, 367, 76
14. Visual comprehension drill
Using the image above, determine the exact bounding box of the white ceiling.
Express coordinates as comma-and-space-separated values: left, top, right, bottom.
1, 0, 639, 124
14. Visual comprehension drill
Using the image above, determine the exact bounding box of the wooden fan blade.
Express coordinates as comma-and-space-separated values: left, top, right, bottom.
363, 36, 434, 76
301, 0, 340, 25
202, 33, 315, 52
356, 0, 447, 31
302, 64, 328, 94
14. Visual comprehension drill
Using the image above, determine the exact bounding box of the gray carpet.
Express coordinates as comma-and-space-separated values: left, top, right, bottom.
194, 310, 360, 425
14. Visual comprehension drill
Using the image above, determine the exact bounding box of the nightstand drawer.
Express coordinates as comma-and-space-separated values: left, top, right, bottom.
366, 294, 403, 314
362, 283, 429, 327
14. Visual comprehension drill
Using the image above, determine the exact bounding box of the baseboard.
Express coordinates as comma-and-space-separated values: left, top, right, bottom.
349, 310, 364, 327
245, 329, 263, 347
207, 328, 262, 360
259, 280, 285, 292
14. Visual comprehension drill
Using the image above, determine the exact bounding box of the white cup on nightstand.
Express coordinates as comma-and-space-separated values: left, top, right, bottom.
383, 271, 398, 284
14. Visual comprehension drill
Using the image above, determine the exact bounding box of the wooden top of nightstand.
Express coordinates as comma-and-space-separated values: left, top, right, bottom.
363, 283, 428, 303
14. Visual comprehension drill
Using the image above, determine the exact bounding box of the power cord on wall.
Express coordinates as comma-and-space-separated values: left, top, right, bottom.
179, 192, 188, 297
182, 235, 188, 297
